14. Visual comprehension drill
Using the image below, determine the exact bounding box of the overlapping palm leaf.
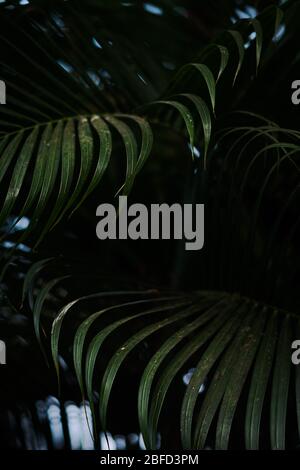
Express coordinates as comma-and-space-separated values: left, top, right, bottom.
0, 1, 288, 244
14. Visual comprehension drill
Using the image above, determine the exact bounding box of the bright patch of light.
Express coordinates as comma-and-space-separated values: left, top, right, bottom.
2, 241, 31, 253
245, 30, 257, 50
235, 8, 250, 19
245, 6, 257, 18
66, 403, 81, 450
235, 6, 257, 20
58, 60, 73, 73
100, 432, 116, 450
80, 403, 94, 449
115, 435, 127, 450
17, 216, 30, 230
193, 147, 201, 158
5, 216, 30, 232
137, 73, 147, 85
139, 433, 146, 450
52, 14, 65, 29
58, 355, 69, 371
2, 241, 14, 250
273, 24, 286, 43
87, 71, 102, 87
189, 144, 201, 158
100, 69, 112, 81
144, 3, 163, 16
183, 368, 206, 394
19, 0, 29, 4
128, 433, 139, 445
47, 403, 65, 449
92, 38, 102, 49
137, 432, 160, 449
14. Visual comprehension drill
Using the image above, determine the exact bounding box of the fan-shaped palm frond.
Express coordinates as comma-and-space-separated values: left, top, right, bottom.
0, 1, 287, 247
0, 113, 154, 245
21, 265, 300, 449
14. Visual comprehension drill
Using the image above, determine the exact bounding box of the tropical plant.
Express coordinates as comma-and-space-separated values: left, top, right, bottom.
0, 0, 299, 450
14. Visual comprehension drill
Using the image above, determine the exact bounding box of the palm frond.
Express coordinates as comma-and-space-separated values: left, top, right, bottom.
0, 2, 289, 245
21, 270, 300, 449
0, 114, 153, 245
